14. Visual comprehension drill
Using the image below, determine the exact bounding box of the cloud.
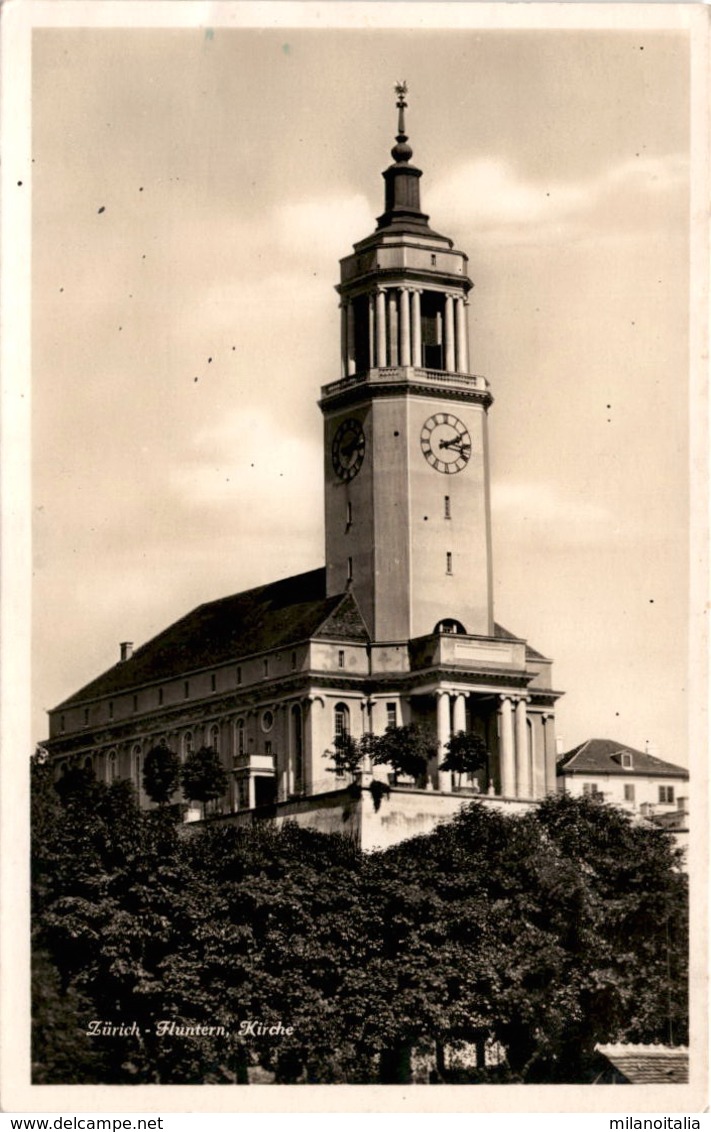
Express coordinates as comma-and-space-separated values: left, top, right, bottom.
491, 480, 614, 545
428, 152, 688, 246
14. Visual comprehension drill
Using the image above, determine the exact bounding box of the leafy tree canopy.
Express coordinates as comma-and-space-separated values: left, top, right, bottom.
143, 743, 180, 806
31, 750, 688, 1086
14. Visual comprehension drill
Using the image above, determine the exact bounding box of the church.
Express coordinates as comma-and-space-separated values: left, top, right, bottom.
44, 85, 563, 846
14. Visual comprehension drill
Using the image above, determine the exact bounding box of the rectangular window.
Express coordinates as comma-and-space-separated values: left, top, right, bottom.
184, 681, 189, 699
346, 501, 353, 528
265, 740, 272, 757
236, 666, 242, 686
621, 752, 633, 768
211, 673, 217, 693
291, 651, 297, 670
347, 556, 353, 582
624, 784, 635, 803
158, 687, 164, 706
659, 785, 675, 804
444, 495, 451, 519
582, 783, 601, 797
132, 694, 138, 713
446, 552, 453, 575
386, 702, 397, 729
263, 658, 269, 678
60, 714, 65, 733
108, 700, 114, 720
338, 650, 345, 669
83, 708, 89, 726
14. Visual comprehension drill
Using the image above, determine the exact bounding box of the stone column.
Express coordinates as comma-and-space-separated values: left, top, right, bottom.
452, 691, 467, 735
498, 696, 515, 797
368, 294, 375, 369
411, 289, 422, 367
388, 289, 399, 366
444, 294, 455, 372
436, 690, 452, 793
515, 697, 531, 799
455, 296, 469, 374
340, 301, 347, 377
376, 289, 387, 367
542, 713, 558, 795
346, 301, 356, 376
399, 288, 411, 366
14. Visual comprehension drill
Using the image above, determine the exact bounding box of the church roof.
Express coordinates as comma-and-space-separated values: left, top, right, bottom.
557, 738, 688, 779
55, 569, 368, 709
52, 565, 552, 711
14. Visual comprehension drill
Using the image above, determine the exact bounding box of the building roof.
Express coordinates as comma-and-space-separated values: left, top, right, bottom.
594, 1044, 688, 1085
54, 569, 368, 709
558, 738, 688, 780
52, 566, 552, 712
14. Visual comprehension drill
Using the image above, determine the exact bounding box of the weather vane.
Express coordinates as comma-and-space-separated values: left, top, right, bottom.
394, 80, 408, 107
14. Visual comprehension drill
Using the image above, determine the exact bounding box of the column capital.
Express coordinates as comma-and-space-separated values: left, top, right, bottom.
435, 689, 451, 700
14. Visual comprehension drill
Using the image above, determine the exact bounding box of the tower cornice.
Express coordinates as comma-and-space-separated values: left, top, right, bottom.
320, 366, 493, 412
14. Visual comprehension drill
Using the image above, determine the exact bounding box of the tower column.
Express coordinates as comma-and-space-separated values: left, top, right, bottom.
498, 696, 515, 797
399, 287, 411, 366
515, 697, 531, 798
340, 301, 348, 377
411, 289, 422, 367
388, 289, 399, 365
436, 690, 452, 793
444, 293, 455, 372
455, 296, 469, 374
368, 294, 375, 368
376, 288, 387, 367
346, 300, 356, 376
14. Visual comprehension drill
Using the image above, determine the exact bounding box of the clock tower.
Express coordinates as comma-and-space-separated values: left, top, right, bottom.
321, 84, 494, 643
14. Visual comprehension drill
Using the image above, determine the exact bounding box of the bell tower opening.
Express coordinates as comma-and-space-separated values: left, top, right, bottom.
421, 291, 446, 370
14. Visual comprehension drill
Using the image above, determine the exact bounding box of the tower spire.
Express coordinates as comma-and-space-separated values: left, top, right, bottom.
377, 81, 430, 233
392, 80, 413, 163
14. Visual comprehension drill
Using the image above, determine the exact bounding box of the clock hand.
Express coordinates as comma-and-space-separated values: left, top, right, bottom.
439, 438, 470, 453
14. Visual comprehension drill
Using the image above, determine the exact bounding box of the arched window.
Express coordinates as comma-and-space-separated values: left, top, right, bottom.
236, 719, 246, 756
183, 731, 193, 759
108, 750, 118, 782
84, 756, 93, 773
210, 724, 220, 752
435, 618, 467, 635
334, 703, 350, 740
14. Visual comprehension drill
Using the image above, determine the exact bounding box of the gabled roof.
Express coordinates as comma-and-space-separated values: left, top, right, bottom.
54, 568, 369, 709
557, 738, 688, 780
494, 623, 548, 662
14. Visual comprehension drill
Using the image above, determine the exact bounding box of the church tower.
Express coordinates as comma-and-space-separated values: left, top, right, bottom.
322, 83, 494, 643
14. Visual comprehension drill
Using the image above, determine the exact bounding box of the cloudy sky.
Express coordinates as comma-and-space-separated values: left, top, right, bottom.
29, 12, 695, 762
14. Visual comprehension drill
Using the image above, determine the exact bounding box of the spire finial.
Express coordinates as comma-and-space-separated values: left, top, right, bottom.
391, 80, 412, 164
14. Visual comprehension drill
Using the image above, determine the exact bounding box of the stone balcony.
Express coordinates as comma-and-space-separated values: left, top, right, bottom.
408, 632, 528, 674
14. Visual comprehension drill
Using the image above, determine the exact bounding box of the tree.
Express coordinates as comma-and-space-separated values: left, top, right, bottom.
441, 730, 489, 788
371, 723, 437, 785
142, 742, 180, 807
326, 731, 373, 780
180, 745, 228, 819
31, 746, 688, 1087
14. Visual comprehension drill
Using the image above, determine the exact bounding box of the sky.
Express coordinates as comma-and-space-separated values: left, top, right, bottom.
29, 15, 695, 763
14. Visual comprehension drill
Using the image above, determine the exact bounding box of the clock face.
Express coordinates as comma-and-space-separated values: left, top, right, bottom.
420, 413, 472, 474
332, 418, 366, 482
